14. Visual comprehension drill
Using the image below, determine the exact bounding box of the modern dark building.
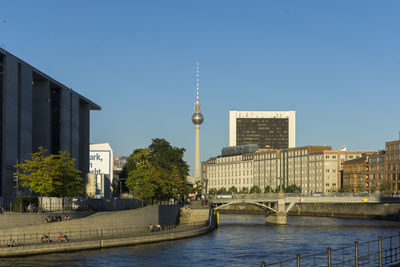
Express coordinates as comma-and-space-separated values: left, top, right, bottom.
0, 48, 101, 206
229, 111, 296, 150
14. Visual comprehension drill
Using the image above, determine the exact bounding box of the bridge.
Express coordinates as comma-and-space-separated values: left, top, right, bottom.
207, 193, 399, 225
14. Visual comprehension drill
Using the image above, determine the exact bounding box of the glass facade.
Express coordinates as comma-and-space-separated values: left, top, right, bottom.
51, 88, 60, 154
236, 118, 289, 149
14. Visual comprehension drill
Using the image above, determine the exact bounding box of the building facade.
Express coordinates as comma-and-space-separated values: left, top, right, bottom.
204, 147, 255, 193
204, 144, 374, 194
229, 110, 296, 149
385, 140, 400, 192
342, 156, 370, 192
0, 48, 100, 205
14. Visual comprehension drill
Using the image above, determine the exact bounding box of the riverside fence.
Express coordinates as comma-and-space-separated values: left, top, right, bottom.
0, 220, 210, 250
261, 233, 400, 267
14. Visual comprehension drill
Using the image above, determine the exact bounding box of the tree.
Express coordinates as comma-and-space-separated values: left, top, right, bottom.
379, 180, 392, 193
228, 186, 238, 194
250, 186, 261, 194
264, 186, 272, 193
284, 184, 302, 193
217, 187, 227, 195
356, 180, 365, 193
208, 188, 217, 195
239, 187, 249, 194
14, 147, 83, 202
14, 147, 55, 197
339, 184, 352, 193
125, 139, 190, 202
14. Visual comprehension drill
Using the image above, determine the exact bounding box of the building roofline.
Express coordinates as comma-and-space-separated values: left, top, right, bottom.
0, 47, 101, 111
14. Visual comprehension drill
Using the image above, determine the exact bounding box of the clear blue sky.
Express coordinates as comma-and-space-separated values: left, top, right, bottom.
1, 1, 400, 174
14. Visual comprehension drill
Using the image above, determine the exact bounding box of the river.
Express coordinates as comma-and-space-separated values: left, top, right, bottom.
1, 215, 400, 266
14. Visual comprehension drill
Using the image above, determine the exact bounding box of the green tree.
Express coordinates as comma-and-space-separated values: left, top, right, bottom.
228, 186, 238, 194
208, 188, 217, 195
125, 139, 189, 202
284, 184, 302, 193
14, 147, 83, 202
52, 150, 83, 197
149, 138, 189, 179
250, 186, 261, 194
217, 187, 227, 195
239, 187, 249, 194
339, 184, 352, 193
379, 180, 392, 193
14, 147, 55, 197
126, 168, 158, 202
264, 186, 272, 193
356, 180, 365, 193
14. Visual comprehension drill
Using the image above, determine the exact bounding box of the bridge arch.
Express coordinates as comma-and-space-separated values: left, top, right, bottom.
214, 201, 277, 214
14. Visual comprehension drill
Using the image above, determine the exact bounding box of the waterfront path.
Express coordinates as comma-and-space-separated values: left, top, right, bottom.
0, 218, 214, 257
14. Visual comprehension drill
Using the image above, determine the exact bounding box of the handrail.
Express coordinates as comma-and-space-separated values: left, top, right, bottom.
261, 232, 400, 266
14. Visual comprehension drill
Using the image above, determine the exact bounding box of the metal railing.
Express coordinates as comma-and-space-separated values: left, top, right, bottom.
0, 220, 210, 250
261, 233, 400, 267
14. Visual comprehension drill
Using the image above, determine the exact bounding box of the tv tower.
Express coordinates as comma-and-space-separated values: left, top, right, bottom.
191, 61, 204, 181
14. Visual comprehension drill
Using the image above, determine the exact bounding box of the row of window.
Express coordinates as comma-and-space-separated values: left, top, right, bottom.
209, 178, 253, 186
387, 144, 400, 151
208, 170, 253, 178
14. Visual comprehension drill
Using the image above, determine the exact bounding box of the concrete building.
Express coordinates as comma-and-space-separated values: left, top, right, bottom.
0, 48, 100, 205
367, 151, 386, 192
384, 140, 400, 192
204, 144, 375, 194
90, 143, 114, 198
342, 155, 370, 192
204, 145, 255, 193
229, 110, 296, 149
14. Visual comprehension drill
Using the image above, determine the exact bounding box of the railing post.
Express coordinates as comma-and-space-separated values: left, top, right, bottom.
355, 241, 359, 267
379, 236, 382, 267
261, 261, 265, 267
296, 254, 301, 267
390, 236, 393, 263
328, 247, 332, 267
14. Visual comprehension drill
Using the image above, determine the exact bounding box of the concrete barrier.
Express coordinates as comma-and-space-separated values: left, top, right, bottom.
0, 205, 181, 243
0, 209, 215, 257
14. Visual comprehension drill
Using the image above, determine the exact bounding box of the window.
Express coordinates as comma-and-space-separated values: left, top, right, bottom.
325, 155, 329, 159
332, 156, 337, 159
349, 156, 353, 159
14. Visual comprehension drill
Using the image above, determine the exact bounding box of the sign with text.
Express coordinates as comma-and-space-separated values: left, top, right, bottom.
90, 150, 111, 190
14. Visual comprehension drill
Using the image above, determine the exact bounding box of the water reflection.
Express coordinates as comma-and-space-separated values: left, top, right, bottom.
1, 215, 399, 266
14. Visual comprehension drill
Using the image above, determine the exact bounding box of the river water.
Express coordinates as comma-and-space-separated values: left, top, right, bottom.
1, 215, 400, 267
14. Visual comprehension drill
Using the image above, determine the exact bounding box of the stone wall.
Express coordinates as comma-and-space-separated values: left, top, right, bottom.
289, 203, 400, 219
0, 205, 181, 240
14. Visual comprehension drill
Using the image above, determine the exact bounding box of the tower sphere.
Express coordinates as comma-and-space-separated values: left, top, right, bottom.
192, 112, 204, 125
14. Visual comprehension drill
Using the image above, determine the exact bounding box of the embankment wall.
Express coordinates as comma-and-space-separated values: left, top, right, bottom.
0, 205, 181, 238
216, 202, 400, 219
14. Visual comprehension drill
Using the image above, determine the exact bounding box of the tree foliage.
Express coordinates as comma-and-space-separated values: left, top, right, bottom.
239, 187, 249, 194
208, 188, 217, 195
14, 147, 83, 197
217, 187, 227, 195
125, 139, 189, 202
250, 185, 261, 194
228, 186, 238, 194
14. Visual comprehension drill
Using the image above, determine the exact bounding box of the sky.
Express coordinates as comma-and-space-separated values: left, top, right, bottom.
1, 1, 400, 175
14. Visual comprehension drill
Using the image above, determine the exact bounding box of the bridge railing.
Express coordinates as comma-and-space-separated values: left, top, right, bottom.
261, 232, 400, 267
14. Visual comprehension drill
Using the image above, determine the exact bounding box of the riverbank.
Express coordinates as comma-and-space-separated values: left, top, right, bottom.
0, 205, 215, 257
0, 220, 214, 257
216, 202, 400, 220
